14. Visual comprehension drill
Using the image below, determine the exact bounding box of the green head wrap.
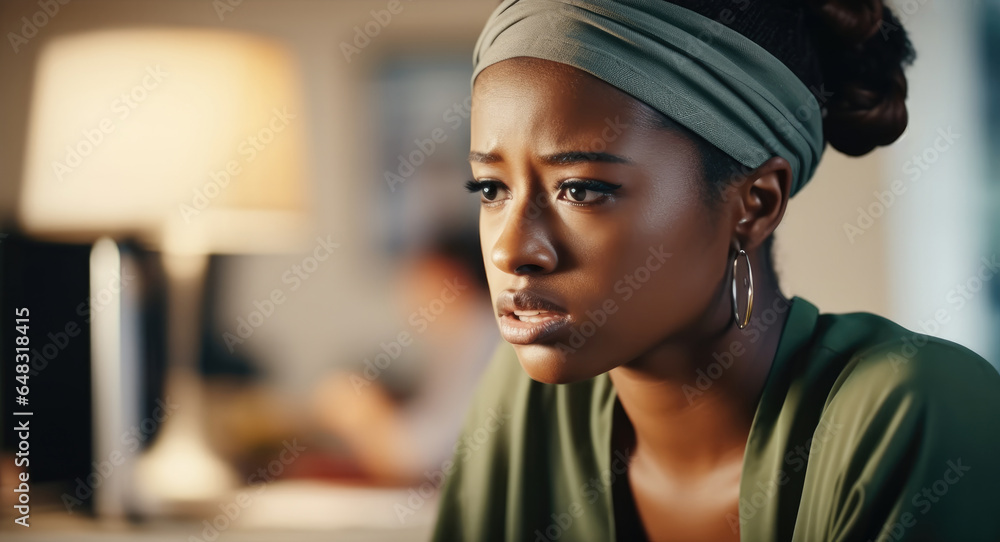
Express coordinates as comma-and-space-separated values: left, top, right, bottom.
472, 0, 826, 197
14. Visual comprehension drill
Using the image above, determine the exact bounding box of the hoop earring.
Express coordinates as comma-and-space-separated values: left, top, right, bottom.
731, 248, 754, 329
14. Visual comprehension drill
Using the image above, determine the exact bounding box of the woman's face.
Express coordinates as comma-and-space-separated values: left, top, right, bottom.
471, 57, 735, 384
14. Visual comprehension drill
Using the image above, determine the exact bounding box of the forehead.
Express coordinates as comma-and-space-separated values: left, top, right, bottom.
470, 57, 704, 176
472, 57, 662, 145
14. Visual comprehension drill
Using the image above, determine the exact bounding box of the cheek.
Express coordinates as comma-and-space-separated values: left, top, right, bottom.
606, 231, 725, 337
476, 172, 729, 382
629, 200, 725, 312
482, 221, 502, 301
578, 186, 724, 309
556, 190, 728, 370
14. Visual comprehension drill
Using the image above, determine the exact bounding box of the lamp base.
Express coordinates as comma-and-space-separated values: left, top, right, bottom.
131, 252, 238, 517
132, 373, 239, 517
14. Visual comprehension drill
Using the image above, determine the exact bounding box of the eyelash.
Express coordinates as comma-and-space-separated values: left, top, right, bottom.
464, 179, 621, 207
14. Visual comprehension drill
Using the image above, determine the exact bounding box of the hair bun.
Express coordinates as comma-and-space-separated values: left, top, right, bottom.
806, 1, 916, 156
808, 0, 882, 45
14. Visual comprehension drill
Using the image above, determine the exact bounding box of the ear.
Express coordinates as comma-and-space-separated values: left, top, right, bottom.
729, 156, 793, 251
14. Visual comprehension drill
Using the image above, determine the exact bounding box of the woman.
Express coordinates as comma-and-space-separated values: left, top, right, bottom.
432, 1, 1000, 540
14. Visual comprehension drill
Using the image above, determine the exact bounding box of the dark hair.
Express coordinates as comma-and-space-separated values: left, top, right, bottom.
656, 0, 916, 262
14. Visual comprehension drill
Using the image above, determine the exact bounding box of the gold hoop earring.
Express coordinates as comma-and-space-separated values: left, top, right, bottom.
732, 248, 754, 329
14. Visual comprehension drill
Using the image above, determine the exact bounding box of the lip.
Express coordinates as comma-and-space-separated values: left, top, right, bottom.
496, 289, 571, 345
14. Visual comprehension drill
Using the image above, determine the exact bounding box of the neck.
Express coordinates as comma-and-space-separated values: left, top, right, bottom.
608, 269, 790, 480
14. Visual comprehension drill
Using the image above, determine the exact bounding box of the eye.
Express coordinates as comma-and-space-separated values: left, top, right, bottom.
465, 179, 509, 204
557, 179, 622, 204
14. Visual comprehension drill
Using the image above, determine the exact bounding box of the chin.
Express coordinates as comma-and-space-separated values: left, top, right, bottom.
511, 343, 603, 384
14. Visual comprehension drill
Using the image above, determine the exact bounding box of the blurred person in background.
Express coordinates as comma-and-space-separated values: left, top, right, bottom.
312, 231, 496, 486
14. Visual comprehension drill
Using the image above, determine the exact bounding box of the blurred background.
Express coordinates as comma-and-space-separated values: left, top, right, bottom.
0, 0, 997, 540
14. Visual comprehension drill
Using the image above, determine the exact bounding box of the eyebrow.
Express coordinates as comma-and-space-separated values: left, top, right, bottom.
468, 150, 631, 165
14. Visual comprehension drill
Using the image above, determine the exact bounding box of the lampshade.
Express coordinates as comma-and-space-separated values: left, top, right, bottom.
17, 28, 314, 517
18, 28, 311, 254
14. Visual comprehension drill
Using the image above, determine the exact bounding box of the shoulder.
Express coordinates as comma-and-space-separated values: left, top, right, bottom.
813, 309, 1000, 415
792, 309, 1000, 539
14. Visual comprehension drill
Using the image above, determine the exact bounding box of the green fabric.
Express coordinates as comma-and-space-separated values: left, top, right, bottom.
431, 296, 1000, 541
472, 0, 826, 197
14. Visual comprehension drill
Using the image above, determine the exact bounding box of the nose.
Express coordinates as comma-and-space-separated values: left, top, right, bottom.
489, 195, 558, 276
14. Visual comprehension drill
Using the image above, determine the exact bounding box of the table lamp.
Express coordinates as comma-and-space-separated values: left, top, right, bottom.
18, 28, 312, 517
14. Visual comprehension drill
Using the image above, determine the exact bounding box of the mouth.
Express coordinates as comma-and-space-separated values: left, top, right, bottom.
510, 310, 559, 323
496, 290, 572, 345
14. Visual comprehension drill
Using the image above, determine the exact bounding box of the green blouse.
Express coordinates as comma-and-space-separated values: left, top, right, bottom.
430, 296, 1000, 541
